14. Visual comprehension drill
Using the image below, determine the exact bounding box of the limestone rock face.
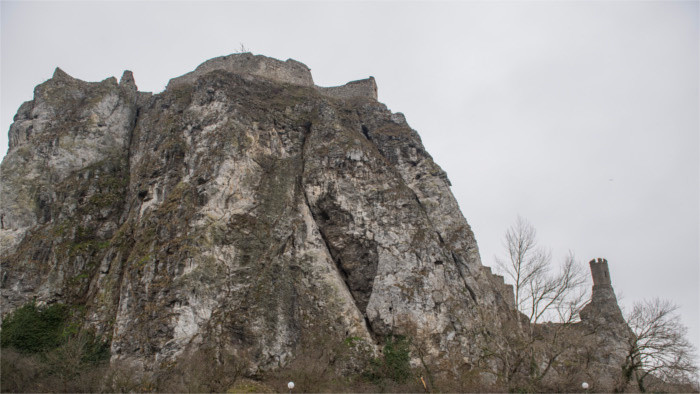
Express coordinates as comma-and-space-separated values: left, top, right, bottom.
1, 68, 137, 309
0, 54, 631, 385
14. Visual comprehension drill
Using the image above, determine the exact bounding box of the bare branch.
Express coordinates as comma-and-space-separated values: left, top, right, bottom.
622, 298, 699, 391
495, 218, 588, 324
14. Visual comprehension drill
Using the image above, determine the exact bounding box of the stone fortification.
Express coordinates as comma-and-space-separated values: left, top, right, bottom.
166, 53, 378, 101
532, 258, 633, 392
166, 53, 314, 90
581, 257, 625, 323
316, 77, 378, 101
576, 258, 633, 391
481, 266, 515, 308
590, 257, 612, 287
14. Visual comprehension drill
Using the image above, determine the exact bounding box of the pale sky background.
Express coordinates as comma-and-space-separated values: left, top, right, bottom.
1, 0, 698, 363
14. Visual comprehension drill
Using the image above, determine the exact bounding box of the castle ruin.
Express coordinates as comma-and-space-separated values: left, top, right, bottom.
580, 257, 626, 324
166, 52, 378, 100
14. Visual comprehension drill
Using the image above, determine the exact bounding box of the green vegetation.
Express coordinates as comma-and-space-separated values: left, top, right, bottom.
1, 302, 69, 353
364, 335, 413, 385
1, 301, 109, 360
1, 302, 112, 392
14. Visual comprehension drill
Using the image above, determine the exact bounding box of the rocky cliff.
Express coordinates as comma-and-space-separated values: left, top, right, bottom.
0, 53, 632, 390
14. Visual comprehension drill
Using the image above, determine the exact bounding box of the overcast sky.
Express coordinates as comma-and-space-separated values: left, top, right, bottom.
1, 0, 698, 362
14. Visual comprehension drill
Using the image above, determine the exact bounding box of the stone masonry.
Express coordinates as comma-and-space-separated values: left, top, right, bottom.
167, 53, 378, 101
581, 258, 626, 323
316, 77, 378, 101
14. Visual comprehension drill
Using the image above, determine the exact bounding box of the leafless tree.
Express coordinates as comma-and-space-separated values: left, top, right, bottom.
495, 216, 588, 323
621, 298, 698, 392
488, 217, 591, 390
496, 216, 548, 310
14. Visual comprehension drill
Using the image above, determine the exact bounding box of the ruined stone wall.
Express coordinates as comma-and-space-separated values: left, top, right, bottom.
166, 53, 314, 90
167, 53, 378, 101
481, 266, 515, 308
316, 77, 378, 101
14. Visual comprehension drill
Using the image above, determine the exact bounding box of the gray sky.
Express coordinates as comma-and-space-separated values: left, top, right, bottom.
2, 1, 698, 361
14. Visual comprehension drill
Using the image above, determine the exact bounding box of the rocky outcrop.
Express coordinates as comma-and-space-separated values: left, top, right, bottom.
0, 53, 632, 387
1, 68, 138, 311
578, 258, 634, 391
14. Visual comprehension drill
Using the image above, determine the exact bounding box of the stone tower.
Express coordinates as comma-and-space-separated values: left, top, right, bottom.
590, 257, 612, 287
577, 259, 634, 391
580, 258, 625, 324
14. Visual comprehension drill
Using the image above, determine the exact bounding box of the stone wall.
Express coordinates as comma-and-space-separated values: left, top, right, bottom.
166, 53, 314, 90
316, 77, 378, 101
167, 53, 378, 101
481, 266, 515, 308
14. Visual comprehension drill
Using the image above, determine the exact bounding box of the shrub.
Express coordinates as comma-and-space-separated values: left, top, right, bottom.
155, 346, 248, 392
0, 348, 44, 392
364, 335, 413, 386
1, 301, 112, 392
1, 302, 68, 353
382, 335, 412, 383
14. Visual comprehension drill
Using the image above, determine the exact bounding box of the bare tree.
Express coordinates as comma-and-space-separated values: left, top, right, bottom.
489, 217, 591, 390
621, 298, 698, 392
495, 216, 588, 323
527, 251, 588, 323
495, 216, 548, 312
